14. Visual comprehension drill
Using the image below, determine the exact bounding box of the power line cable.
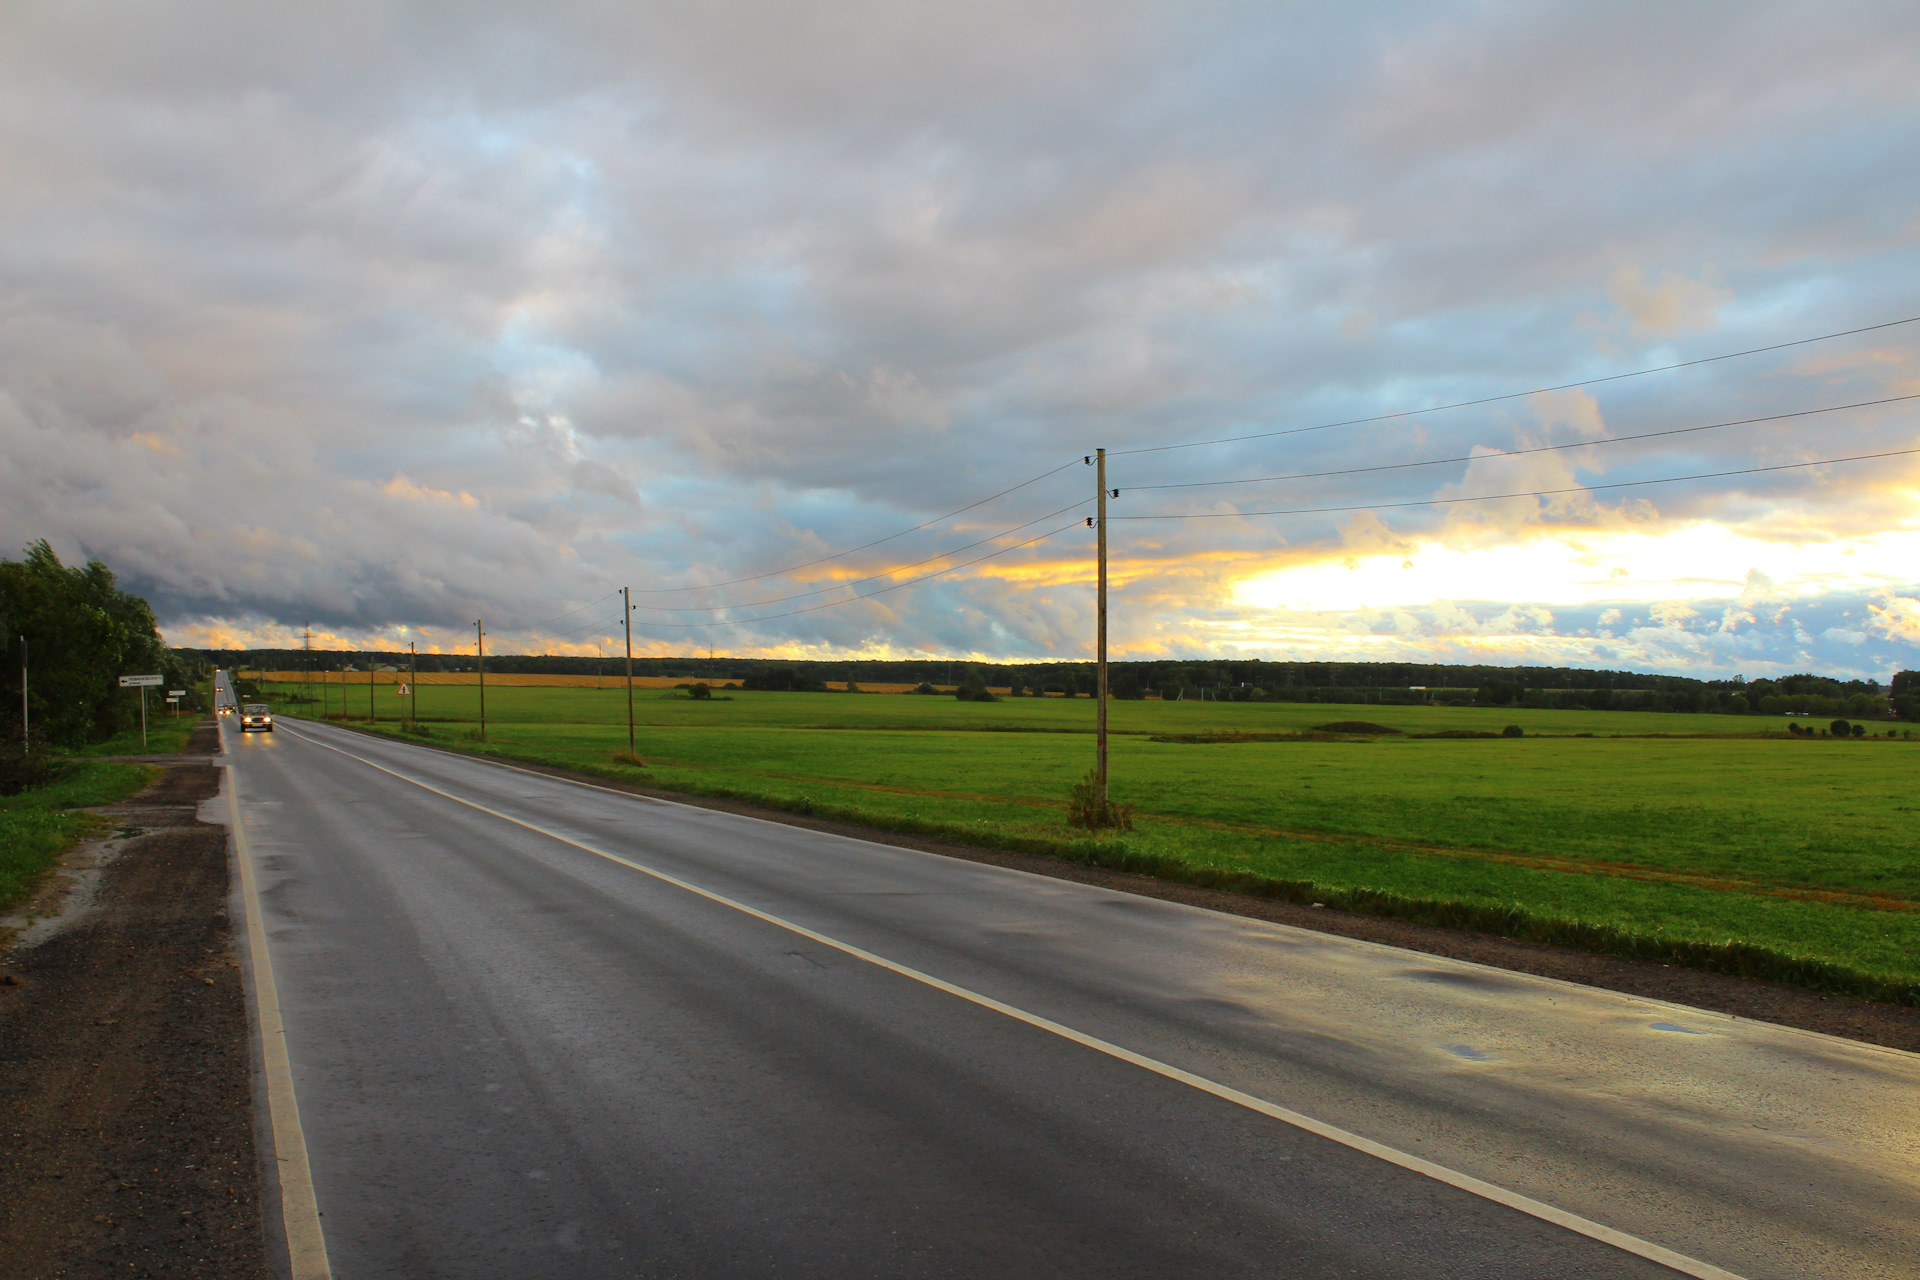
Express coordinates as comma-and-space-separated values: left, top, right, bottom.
1110, 444, 1920, 521
1121, 393, 1920, 493
1111, 313, 1920, 458
546, 609, 631, 643
518, 590, 623, 633
633, 521, 1086, 629
632, 457, 1084, 594
631, 500, 1093, 613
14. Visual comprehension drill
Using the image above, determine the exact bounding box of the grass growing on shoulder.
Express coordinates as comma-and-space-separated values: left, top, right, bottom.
0, 762, 156, 912
70, 712, 200, 757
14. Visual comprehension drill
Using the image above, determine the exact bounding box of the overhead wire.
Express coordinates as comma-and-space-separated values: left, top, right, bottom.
546, 608, 631, 644
520, 314, 1920, 634
631, 457, 1085, 594
1109, 445, 1920, 521
631, 500, 1092, 613
633, 520, 1087, 629
1111, 313, 1920, 458
517, 589, 623, 634
1119, 393, 1920, 493
495, 497, 1093, 637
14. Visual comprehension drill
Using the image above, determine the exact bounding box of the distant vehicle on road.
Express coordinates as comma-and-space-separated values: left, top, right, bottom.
240, 704, 274, 733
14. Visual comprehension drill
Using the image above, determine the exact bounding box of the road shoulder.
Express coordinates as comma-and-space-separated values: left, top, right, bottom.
0, 727, 270, 1278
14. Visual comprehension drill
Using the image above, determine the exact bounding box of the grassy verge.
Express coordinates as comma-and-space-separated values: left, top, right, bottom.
0, 762, 157, 914
261, 687, 1920, 1006
69, 710, 201, 757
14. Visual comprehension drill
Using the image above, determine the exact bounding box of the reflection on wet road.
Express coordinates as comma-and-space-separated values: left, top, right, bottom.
220, 708, 1920, 1279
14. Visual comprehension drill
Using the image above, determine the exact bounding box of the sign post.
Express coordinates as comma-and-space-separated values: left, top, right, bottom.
119, 674, 162, 749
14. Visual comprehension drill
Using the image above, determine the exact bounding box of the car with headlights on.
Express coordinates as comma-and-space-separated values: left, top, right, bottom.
240, 704, 274, 732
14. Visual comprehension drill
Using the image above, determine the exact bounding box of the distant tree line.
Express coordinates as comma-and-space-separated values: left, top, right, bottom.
4, 540, 205, 748
187, 647, 1920, 722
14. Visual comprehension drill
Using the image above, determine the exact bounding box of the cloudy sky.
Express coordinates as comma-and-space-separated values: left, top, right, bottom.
3, 1, 1918, 678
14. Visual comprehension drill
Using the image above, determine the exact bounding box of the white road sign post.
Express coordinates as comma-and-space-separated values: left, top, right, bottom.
119, 674, 161, 748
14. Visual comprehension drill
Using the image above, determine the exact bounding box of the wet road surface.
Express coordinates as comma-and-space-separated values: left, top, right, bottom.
216, 712, 1920, 1279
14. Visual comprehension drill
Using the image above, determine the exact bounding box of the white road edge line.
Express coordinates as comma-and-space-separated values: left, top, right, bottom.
223, 740, 333, 1279
279, 723, 1745, 1280
302, 720, 1920, 1066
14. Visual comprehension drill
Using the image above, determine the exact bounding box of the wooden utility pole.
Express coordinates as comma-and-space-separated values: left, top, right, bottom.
476, 620, 487, 742
1096, 447, 1109, 804
409, 641, 418, 727
369, 650, 376, 723
19, 636, 27, 752
623, 587, 636, 755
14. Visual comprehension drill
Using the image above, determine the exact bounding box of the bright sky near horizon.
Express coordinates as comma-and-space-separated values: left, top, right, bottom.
3, 2, 1918, 678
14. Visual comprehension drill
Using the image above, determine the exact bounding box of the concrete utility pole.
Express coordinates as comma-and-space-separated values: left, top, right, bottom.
369, 650, 376, 723
19, 636, 27, 751
409, 641, 418, 726
1095, 447, 1110, 806
475, 620, 487, 743
623, 587, 636, 756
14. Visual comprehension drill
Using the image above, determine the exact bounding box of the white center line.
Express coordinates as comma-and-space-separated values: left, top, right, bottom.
279, 722, 1747, 1280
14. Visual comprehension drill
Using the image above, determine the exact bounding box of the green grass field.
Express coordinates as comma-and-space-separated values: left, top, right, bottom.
0, 762, 156, 914
259, 682, 1920, 1001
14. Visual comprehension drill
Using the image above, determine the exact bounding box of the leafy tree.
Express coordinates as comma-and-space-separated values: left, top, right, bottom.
1830, 719, 1851, 738
1477, 681, 1517, 706
1, 540, 187, 747
955, 678, 998, 702
742, 664, 827, 692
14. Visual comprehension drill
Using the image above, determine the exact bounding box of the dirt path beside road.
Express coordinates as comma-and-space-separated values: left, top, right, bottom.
0, 727, 269, 1279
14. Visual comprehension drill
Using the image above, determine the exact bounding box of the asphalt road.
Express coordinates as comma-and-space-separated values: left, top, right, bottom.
214, 704, 1920, 1279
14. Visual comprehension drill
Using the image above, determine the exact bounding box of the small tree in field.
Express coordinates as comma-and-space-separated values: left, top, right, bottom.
1830, 719, 1851, 738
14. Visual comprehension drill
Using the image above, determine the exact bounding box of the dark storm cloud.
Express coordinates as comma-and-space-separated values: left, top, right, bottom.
2, 1, 1917, 673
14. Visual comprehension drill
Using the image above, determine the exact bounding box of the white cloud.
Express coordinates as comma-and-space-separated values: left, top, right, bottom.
0, 1, 1917, 675
1606, 265, 1732, 339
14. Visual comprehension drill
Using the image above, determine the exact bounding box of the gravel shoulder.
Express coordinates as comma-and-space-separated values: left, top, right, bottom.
0, 724, 269, 1279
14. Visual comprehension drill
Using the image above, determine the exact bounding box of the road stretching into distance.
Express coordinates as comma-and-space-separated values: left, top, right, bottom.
210, 676, 1919, 1278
